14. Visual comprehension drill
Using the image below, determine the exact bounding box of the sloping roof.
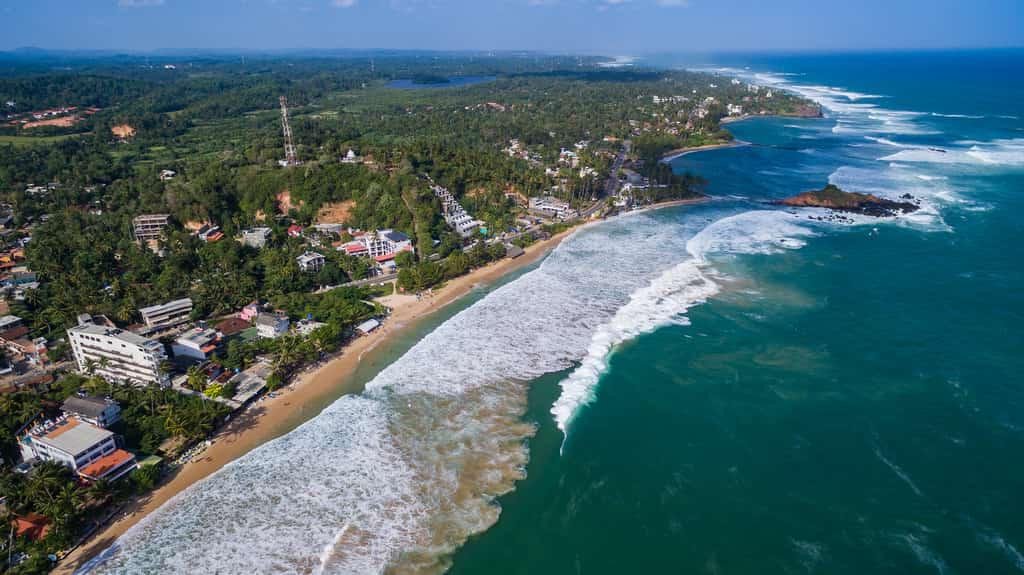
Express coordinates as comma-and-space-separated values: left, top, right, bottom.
383, 230, 409, 242
138, 298, 192, 317
216, 317, 251, 336
356, 319, 380, 334
0, 325, 30, 341
12, 513, 50, 541
61, 396, 114, 420
79, 449, 136, 481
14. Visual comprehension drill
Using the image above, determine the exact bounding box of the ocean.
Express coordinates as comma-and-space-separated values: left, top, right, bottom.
81, 51, 1024, 574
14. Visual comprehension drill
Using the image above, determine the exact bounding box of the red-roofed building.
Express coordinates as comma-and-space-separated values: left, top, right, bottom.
216, 317, 251, 337
78, 448, 137, 482
337, 229, 412, 262
12, 513, 51, 541
287, 224, 304, 238
341, 241, 369, 256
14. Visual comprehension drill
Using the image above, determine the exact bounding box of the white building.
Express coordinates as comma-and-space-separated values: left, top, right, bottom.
68, 318, 169, 386
340, 229, 414, 260
61, 396, 121, 429
159, 169, 176, 181
19, 416, 137, 481
431, 185, 483, 238
171, 327, 222, 361
196, 224, 224, 243
297, 251, 326, 273
255, 313, 290, 339
528, 196, 577, 220
139, 298, 193, 329
727, 104, 743, 116
239, 227, 271, 249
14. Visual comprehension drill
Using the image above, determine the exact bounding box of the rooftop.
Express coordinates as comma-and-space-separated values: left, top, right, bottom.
79, 449, 135, 480
138, 298, 192, 316
70, 323, 163, 350
32, 417, 113, 456
215, 317, 251, 337
383, 230, 410, 243
255, 313, 288, 327
177, 327, 219, 345
62, 396, 116, 420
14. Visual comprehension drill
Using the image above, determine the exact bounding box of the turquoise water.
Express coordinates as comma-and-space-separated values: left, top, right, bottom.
81, 52, 1023, 574
450, 52, 1024, 574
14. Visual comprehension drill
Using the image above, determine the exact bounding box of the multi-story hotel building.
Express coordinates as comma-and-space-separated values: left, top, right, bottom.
138, 297, 193, 329
68, 318, 169, 386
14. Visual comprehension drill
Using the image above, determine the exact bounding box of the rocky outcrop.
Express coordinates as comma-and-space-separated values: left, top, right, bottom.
777, 184, 919, 217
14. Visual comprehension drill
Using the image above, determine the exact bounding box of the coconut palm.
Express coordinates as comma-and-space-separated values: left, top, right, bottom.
85, 479, 113, 507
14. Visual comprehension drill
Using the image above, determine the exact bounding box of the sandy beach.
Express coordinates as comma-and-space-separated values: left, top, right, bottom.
660, 141, 747, 162
55, 227, 577, 574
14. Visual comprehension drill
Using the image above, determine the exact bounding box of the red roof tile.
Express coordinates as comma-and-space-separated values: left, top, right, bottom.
79, 449, 136, 481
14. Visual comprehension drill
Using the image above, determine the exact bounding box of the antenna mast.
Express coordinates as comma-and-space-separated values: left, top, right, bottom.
279, 95, 300, 167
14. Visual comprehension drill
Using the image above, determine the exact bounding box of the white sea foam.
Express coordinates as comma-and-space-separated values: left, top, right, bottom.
931, 112, 985, 119
865, 136, 911, 148
978, 528, 1024, 571
550, 258, 718, 435
874, 447, 923, 497
81, 210, 711, 574
826, 165, 950, 230
881, 138, 1024, 168
552, 210, 818, 436
684, 210, 818, 256
898, 533, 949, 575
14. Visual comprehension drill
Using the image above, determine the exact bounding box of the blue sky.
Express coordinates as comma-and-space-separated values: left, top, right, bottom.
2, 0, 1021, 53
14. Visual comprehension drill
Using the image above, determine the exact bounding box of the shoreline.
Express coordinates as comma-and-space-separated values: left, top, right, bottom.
55, 199, 707, 574
55, 227, 575, 574
660, 141, 746, 162
720, 111, 824, 125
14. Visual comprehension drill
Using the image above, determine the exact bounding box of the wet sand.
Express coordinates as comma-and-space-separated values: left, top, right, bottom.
660, 141, 746, 162
55, 228, 576, 574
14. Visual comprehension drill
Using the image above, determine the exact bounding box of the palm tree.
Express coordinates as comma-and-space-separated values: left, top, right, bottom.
185, 366, 206, 392
161, 406, 188, 439
85, 479, 112, 507
115, 300, 134, 324
45, 484, 82, 530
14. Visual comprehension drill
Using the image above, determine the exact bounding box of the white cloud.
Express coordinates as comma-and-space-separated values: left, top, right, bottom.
332, 0, 357, 6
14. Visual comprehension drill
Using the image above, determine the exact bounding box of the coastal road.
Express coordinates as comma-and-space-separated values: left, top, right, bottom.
602, 140, 631, 199
577, 140, 631, 219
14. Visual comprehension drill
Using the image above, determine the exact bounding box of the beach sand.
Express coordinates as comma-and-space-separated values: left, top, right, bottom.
55, 228, 576, 574
660, 141, 747, 162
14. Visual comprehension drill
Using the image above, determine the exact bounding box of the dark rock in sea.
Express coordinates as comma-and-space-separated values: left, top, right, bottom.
776, 184, 919, 217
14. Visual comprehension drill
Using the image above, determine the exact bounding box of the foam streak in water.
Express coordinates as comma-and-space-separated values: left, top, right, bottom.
552, 210, 819, 436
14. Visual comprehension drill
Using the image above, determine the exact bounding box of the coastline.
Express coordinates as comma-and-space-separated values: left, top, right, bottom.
660, 141, 746, 162
720, 111, 824, 125
55, 227, 576, 574
55, 198, 709, 574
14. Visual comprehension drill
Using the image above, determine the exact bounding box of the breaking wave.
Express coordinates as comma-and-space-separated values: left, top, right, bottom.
553, 209, 818, 436
881, 138, 1024, 168
79, 210, 716, 575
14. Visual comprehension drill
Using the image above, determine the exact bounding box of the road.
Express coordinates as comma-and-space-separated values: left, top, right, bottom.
580, 140, 630, 219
